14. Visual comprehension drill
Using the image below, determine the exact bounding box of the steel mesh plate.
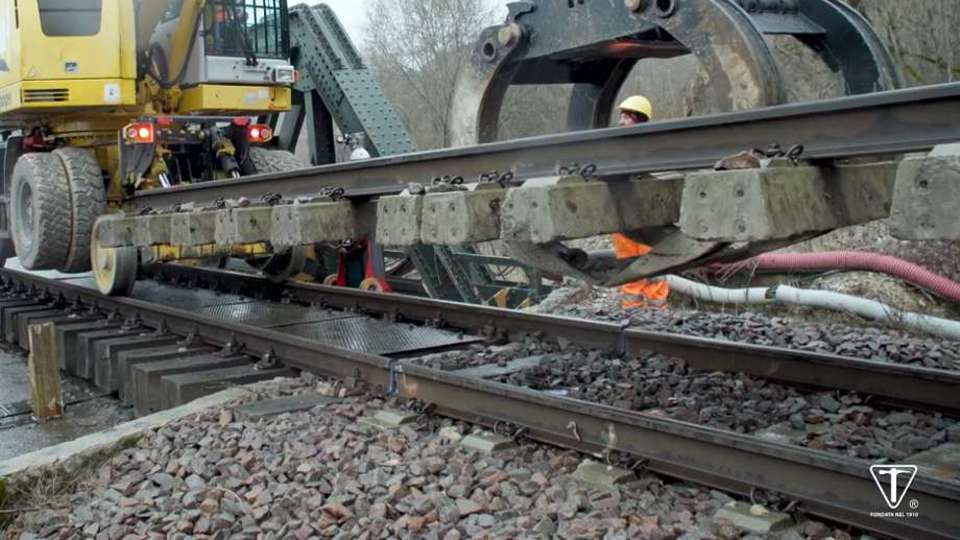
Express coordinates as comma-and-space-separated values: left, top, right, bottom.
279, 317, 480, 355
130, 281, 254, 310
198, 302, 354, 328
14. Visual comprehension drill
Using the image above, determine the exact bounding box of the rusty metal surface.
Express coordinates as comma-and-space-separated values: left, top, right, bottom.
128, 83, 960, 211
3, 266, 960, 539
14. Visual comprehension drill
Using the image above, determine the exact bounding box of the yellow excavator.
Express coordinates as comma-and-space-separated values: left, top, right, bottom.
0, 0, 301, 294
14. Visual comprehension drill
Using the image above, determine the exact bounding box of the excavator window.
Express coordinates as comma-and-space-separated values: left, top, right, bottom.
37, 0, 102, 37
204, 0, 288, 60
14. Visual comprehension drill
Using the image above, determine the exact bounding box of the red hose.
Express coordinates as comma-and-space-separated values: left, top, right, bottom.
711, 251, 960, 303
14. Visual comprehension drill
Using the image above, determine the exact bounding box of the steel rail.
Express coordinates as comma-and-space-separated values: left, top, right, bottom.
143, 263, 960, 415
2, 266, 959, 540
128, 82, 960, 210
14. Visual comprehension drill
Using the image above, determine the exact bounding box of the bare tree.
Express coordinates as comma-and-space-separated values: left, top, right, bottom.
859, 0, 960, 86
363, 0, 498, 149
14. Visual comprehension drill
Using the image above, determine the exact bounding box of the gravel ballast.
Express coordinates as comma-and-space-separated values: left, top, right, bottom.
5, 375, 863, 540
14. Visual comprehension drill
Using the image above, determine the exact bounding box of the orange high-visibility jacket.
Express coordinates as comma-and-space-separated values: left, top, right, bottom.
612, 233, 669, 308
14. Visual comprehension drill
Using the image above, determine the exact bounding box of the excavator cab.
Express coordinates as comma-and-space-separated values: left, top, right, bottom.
147, 0, 295, 97
0, 0, 138, 119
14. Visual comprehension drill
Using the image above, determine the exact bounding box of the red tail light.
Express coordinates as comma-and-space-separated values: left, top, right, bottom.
124, 123, 155, 144
247, 124, 274, 143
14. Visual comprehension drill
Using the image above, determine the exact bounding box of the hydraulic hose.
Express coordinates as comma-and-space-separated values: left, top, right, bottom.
711, 251, 960, 304
665, 275, 960, 342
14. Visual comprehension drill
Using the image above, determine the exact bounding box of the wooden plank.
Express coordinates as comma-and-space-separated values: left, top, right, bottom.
27, 323, 63, 419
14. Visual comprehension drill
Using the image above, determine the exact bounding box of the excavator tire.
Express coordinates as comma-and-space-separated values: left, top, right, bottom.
54, 147, 106, 273
9, 153, 72, 270
247, 147, 306, 174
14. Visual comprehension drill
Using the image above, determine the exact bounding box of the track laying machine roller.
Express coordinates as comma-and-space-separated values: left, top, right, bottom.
443, 0, 902, 285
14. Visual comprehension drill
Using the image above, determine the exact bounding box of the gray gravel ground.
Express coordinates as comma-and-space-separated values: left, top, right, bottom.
5, 375, 867, 540
414, 341, 958, 465
534, 285, 960, 371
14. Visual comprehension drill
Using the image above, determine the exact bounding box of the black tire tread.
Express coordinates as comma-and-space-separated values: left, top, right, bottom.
54, 147, 106, 273
247, 147, 306, 174
9, 153, 72, 270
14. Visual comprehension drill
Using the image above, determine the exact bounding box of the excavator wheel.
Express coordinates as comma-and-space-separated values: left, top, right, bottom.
9, 153, 72, 270
243, 147, 310, 282
91, 219, 138, 296
53, 147, 107, 273
246, 147, 305, 174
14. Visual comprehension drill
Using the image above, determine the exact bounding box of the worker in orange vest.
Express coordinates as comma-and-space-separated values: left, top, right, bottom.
612, 96, 670, 309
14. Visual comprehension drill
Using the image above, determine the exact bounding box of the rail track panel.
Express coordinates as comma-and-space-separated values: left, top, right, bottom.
0, 264, 959, 538
93, 83, 960, 292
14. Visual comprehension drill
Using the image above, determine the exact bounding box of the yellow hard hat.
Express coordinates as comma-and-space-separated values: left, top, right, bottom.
618, 95, 653, 120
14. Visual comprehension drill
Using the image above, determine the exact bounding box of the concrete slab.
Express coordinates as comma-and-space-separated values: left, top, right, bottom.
117, 345, 215, 406
1, 376, 106, 423
2, 305, 54, 344
909, 443, 960, 481
376, 194, 423, 246
890, 147, 960, 240
15, 314, 99, 352
133, 213, 173, 246
131, 354, 248, 416
74, 328, 145, 381
0, 388, 249, 483
6, 309, 63, 345
95, 215, 136, 248
461, 431, 515, 454
572, 459, 637, 487
0, 353, 30, 406
713, 501, 793, 535
55, 321, 123, 374
500, 179, 622, 243
92, 335, 182, 393
681, 167, 836, 242
452, 355, 548, 379
420, 187, 504, 245
270, 200, 357, 248
0, 398, 134, 462
160, 365, 293, 409
0, 300, 42, 327
170, 210, 220, 247
215, 206, 273, 245
360, 408, 418, 429
234, 393, 340, 422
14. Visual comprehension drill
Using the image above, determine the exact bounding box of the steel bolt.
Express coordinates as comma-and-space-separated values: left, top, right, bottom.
624, 0, 645, 12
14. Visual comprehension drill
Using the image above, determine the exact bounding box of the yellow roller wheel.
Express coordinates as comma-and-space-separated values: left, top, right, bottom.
359, 277, 385, 293
91, 220, 138, 296
322, 274, 339, 286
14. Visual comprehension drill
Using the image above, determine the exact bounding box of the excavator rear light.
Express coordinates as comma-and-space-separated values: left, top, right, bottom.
124, 123, 155, 144
247, 124, 274, 143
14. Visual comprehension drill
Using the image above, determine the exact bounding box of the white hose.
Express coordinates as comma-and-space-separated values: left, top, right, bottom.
665, 275, 960, 341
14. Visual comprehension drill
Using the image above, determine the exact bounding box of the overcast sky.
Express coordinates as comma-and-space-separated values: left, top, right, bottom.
297, 0, 371, 40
